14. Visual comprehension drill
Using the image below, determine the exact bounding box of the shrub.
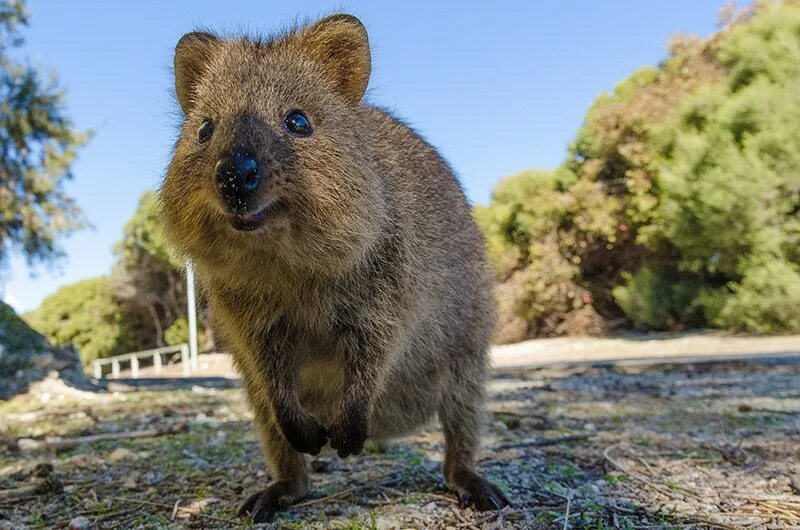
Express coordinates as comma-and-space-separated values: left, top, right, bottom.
479, 2, 800, 338
25, 277, 135, 364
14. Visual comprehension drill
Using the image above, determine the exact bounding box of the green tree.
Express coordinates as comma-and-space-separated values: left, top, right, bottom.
112, 190, 214, 351
0, 0, 89, 268
112, 190, 186, 348
644, 3, 800, 331
481, 1, 800, 338
24, 276, 134, 364
475, 170, 607, 342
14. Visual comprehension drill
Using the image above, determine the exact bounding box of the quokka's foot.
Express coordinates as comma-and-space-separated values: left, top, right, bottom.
238, 480, 305, 523
453, 471, 511, 511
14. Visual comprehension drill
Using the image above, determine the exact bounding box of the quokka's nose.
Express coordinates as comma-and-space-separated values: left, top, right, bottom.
215, 148, 261, 212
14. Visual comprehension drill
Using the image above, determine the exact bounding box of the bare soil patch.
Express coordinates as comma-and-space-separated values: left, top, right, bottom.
0, 357, 798, 529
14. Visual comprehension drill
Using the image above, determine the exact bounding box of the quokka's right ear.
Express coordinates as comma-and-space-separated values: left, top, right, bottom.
174, 32, 219, 114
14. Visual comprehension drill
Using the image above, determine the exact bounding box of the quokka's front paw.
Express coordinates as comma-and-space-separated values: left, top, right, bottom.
328, 406, 368, 458
278, 413, 328, 455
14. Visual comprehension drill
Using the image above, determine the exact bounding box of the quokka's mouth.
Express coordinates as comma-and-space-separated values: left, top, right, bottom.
230, 201, 282, 232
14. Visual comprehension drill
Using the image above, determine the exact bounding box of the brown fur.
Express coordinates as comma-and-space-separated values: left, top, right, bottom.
161, 14, 509, 522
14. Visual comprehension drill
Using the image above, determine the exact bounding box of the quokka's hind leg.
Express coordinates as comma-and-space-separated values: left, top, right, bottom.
438, 362, 510, 510
238, 414, 310, 523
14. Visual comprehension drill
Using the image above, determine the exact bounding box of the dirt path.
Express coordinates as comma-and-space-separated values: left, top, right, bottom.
491, 333, 800, 368
109, 333, 800, 380
1, 353, 798, 529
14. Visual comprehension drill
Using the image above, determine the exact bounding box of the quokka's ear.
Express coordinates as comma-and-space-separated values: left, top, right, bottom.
174, 32, 220, 114
297, 14, 371, 104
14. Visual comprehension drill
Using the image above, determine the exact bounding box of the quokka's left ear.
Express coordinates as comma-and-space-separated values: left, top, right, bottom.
296, 14, 371, 105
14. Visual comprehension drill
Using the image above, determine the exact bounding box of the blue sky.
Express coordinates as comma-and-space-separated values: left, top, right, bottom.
4, 0, 725, 313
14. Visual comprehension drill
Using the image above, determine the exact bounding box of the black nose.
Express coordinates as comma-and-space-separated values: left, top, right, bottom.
215, 148, 261, 212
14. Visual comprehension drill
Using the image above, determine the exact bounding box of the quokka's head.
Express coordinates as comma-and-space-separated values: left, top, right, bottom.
161, 15, 385, 276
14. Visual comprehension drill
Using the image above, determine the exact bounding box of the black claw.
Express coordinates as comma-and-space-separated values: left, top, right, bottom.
238, 486, 287, 523
458, 491, 471, 508
237, 490, 260, 517
252, 506, 276, 524
457, 475, 511, 511
488, 495, 502, 511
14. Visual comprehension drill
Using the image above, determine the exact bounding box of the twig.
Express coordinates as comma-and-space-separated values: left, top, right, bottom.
562, 491, 572, 530
494, 432, 595, 451
293, 474, 402, 509
171, 499, 181, 521
486, 506, 511, 530
104, 495, 230, 524
603, 444, 702, 501
17, 422, 188, 453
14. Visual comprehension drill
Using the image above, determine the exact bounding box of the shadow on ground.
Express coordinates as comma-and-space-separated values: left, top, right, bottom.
0, 358, 798, 528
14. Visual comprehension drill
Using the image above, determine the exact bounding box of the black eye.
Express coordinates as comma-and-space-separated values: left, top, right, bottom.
198, 118, 214, 143
284, 110, 312, 137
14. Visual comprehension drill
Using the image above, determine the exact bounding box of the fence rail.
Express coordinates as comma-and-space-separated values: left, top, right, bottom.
92, 344, 191, 379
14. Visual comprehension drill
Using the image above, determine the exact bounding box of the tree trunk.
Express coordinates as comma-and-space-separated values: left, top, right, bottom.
147, 304, 164, 347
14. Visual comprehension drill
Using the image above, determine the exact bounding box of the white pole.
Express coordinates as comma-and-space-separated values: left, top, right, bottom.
181, 344, 191, 377
186, 259, 199, 373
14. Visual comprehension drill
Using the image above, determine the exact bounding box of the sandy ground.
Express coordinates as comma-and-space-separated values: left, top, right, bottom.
1, 337, 799, 529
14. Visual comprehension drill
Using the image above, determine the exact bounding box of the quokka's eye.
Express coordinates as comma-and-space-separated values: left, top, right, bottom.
284, 110, 312, 137
198, 118, 214, 143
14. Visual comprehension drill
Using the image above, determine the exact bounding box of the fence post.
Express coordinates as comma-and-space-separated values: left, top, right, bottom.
181, 344, 190, 377
93, 361, 102, 379
111, 359, 120, 379
131, 356, 139, 378
153, 352, 162, 374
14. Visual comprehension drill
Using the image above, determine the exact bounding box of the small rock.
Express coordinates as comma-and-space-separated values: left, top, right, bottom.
790, 476, 800, 495
108, 447, 135, 463
16, 438, 39, 451
311, 458, 331, 473
423, 501, 437, 511
185, 456, 210, 469
490, 421, 508, 434
520, 416, 552, 430
721, 443, 749, 466
69, 516, 91, 530
122, 471, 139, 489
143, 470, 164, 485
182, 497, 219, 516
190, 412, 221, 428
